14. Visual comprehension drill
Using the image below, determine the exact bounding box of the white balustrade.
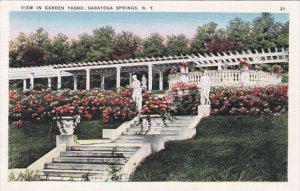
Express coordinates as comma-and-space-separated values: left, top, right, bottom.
169, 70, 281, 88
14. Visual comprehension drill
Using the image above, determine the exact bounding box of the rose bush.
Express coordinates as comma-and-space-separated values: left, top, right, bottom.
9, 88, 137, 126
210, 85, 288, 116
169, 82, 200, 115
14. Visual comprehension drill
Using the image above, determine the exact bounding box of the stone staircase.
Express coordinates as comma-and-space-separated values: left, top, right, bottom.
37, 115, 197, 181
38, 144, 141, 181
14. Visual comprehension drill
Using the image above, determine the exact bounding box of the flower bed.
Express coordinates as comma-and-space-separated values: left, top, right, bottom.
210, 85, 288, 116
9, 88, 137, 126
169, 82, 200, 115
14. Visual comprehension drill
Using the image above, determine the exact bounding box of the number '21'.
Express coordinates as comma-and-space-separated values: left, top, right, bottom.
280, 7, 285, 11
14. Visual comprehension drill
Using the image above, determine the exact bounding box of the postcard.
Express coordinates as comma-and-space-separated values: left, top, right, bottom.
1, 1, 300, 191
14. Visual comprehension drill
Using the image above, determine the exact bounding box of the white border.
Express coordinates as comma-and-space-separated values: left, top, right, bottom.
1, 1, 299, 191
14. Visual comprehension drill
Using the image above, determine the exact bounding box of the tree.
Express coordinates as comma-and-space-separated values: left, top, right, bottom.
86, 26, 116, 61
70, 34, 93, 62
166, 34, 189, 56
142, 33, 166, 57
48, 33, 71, 64
9, 29, 50, 67
226, 18, 252, 50
190, 22, 218, 54
250, 12, 277, 49
21, 45, 48, 66
113, 31, 141, 60
274, 21, 289, 48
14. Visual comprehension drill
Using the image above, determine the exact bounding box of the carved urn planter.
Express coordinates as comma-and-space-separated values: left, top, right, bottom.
53, 115, 81, 135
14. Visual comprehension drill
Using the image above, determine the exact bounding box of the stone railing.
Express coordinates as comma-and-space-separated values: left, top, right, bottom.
169, 70, 281, 88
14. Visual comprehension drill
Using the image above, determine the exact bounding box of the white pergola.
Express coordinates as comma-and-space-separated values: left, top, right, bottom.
9, 47, 289, 91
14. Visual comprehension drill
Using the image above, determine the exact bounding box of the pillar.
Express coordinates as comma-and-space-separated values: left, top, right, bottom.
116, 66, 121, 89
86, 68, 90, 90
73, 76, 77, 90
159, 70, 163, 90
101, 75, 105, 89
57, 71, 61, 90
148, 64, 153, 91
23, 79, 27, 91
47, 77, 52, 89
30, 73, 34, 90
129, 72, 133, 86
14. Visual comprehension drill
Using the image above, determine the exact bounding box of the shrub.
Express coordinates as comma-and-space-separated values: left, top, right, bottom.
210, 85, 288, 116
9, 88, 137, 126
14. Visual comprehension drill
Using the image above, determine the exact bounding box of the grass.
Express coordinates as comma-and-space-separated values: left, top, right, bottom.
282, 73, 288, 84
9, 120, 121, 169
132, 114, 288, 181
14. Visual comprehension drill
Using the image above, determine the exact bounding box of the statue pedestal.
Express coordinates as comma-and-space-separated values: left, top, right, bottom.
56, 135, 76, 147
144, 128, 164, 152
198, 105, 211, 117
240, 69, 250, 86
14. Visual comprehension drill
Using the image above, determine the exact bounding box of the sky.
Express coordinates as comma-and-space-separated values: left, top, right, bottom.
10, 12, 289, 40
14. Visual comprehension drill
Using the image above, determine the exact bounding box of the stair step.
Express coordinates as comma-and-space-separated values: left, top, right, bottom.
166, 123, 189, 127
68, 145, 140, 152
118, 135, 145, 140
60, 151, 133, 158
114, 139, 144, 143
161, 129, 180, 134
163, 135, 180, 141
53, 157, 126, 164
38, 169, 105, 178
40, 176, 89, 181
44, 163, 122, 171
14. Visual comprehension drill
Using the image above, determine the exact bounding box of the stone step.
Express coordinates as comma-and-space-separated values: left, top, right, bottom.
118, 135, 145, 140
166, 123, 189, 127
40, 176, 89, 181
38, 169, 105, 179
114, 139, 144, 144
160, 129, 180, 136
44, 162, 122, 171
60, 151, 133, 158
174, 116, 196, 121
52, 157, 126, 165
163, 135, 180, 141
68, 145, 140, 152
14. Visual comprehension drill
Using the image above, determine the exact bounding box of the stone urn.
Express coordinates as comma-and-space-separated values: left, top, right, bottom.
53, 115, 81, 135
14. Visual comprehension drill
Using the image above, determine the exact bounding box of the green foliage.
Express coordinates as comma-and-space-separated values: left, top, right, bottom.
113, 31, 141, 59
9, 170, 43, 181
227, 18, 252, 50
132, 114, 287, 181
166, 34, 189, 56
142, 33, 166, 57
106, 146, 123, 181
9, 120, 120, 168
9, 13, 289, 68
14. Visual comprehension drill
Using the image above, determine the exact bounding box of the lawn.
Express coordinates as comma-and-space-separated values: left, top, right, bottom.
132, 114, 288, 181
9, 120, 121, 169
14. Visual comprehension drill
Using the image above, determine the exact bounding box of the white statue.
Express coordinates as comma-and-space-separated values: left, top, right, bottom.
131, 75, 143, 111
198, 70, 211, 105
141, 74, 147, 89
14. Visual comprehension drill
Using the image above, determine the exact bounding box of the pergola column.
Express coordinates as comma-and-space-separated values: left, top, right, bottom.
129, 72, 133, 86
159, 70, 164, 90
30, 73, 34, 90
101, 75, 105, 89
73, 76, 78, 90
116, 66, 121, 89
23, 79, 27, 91
47, 77, 52, 89
86, 68, 90, 90
57, 71, 62, 90
148, 64, 153, 91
